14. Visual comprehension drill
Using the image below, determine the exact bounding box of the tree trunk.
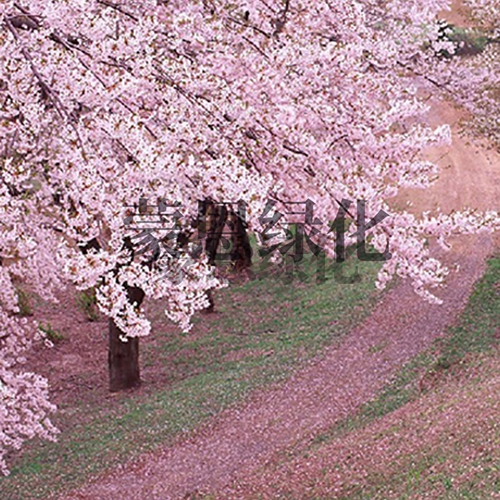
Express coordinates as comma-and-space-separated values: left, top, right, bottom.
204, 200, 228, 264
108, 285, 144, 392
229, 209, 252, 272
200, 199, 228, 313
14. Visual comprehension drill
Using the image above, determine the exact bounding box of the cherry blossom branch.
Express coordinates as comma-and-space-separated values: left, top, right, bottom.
4, 16, 85, 150
242, 35, 270, 59
4, 18, 64, 119
397, 61, 452, 92
96, 0, 139, 22
272, 0, 290, 37
227, 15, 272, 39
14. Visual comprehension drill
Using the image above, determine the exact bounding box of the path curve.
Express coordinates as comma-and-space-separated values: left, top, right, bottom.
62, 89, 500, 500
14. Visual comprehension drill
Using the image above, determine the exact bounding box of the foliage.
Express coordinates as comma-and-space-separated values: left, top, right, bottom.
435, 21, 489, 57
15, 286, 33, 317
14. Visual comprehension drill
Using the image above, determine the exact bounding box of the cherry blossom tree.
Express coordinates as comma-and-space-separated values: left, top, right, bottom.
1, 0, 499, 474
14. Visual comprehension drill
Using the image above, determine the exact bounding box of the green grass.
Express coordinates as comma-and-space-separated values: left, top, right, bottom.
76, 287, 99, 321
37, 322, 65, 344
338, 437, 500, 500
435, 23, 491, 58
0, 248, 383, 499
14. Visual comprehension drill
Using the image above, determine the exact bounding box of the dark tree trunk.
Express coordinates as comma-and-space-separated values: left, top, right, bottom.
229, 209, 252, 272
199, 199, 228, 313
203, 200, 228, 264
108, 285, 144, 392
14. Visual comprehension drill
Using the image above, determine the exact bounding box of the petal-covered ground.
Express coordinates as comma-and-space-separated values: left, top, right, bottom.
217, 351, 500, 499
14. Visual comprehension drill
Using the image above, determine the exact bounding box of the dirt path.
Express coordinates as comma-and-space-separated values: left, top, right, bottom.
61, 87, 500, 499
217, 337, 500, 499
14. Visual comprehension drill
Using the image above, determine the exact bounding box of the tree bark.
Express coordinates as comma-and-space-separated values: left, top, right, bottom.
229, 209, 252, 272
108, 285, 144, 392
200, 199, 228, 313
204, 200, 228, 264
